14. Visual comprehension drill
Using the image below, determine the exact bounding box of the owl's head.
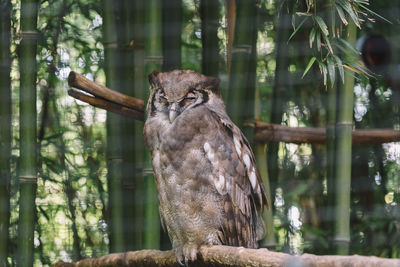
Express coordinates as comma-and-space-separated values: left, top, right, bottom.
147, 69, 221, 123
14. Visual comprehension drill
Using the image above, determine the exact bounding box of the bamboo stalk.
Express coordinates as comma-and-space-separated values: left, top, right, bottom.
200, 0, 220, 76
227, 0, 257, 130
225, 0, 236, 73
326, 7, 338, 252
131, 0, 146, 250
334, 22, 357, 255
254, 100, 275, 249
102, 0, 125, 252
0, 0, 12, 264
266, 0, 292, 207
162, 0, 182, 71
249, 4, 275, 249
17, 0, 39, 265
143, 0, 163, 249
116, 1, 141, 251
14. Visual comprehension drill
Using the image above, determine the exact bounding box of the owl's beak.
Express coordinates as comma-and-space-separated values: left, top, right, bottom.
169, 102, 179, 123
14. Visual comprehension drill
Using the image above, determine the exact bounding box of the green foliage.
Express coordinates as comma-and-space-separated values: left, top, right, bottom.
288, 0, 383, 87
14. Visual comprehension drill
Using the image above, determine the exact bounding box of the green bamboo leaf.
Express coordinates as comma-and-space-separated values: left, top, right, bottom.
335, 5, 348, 25
291, 1, 299, 29
288, 17, 308, 41
330, 6, 336, 37
316, 30, 321, 51
296, 12, 313, 17
347, 61, 374, 77
318, 60, 328, 86
314, 15, 329, 36
309, 27, 316, 48
359, 3, 392, 24
337, 0, 360, 28
322, 33, 334, 54
333, 42, 353, 57
302, 56, 317, 78
333, 55, 345, 83
339, 38, 360, 55
327, 55, 335, 87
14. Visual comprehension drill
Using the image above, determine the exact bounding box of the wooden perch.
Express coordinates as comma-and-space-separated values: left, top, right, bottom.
67, 71, 400, 145
52, 246, 400, 267
253, 122, 400, 145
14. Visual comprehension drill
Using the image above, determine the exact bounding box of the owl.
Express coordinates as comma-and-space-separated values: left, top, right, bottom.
143, 69, 267, 265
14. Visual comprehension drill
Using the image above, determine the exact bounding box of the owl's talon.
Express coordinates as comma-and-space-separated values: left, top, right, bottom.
176, 258, 185, 267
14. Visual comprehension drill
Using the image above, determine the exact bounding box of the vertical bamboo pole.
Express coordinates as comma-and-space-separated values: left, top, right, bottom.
117, 1, 141, 252
102, 0, 125, 252
143, 0, 163, 249
255, 92, 276, 249
0, 0, 12, 264
17, 0, 39, 265
326, 5, 338, 252
200, 0, 220, 77
227, 0, 256, 133
267, 0, 292, 203
334, 22, 356, 255
131, 0, 146, 251
162, 0, 182, 71
226, 0, 236, 74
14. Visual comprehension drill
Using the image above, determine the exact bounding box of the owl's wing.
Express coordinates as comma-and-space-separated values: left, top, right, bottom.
204, 107, 268, 248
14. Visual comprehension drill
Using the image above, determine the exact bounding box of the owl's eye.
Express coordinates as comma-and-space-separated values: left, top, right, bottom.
185, 92, 196, 100
159, 92, 167, 100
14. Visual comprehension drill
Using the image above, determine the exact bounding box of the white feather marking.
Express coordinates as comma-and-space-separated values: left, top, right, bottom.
233, 135, 241, 156
243, 154, 251, 170
204, 142, 210, 152
220, 118, 229, 126
204, 142, 215, 161
215, 174, 226, 194
249, 170, 257, 189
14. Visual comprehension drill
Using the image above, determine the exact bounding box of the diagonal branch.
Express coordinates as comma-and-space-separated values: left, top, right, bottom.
68, 71, 145, 112
68, 89, 144, 121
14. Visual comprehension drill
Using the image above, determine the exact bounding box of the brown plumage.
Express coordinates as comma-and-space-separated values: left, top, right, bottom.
143, 69, 267, 265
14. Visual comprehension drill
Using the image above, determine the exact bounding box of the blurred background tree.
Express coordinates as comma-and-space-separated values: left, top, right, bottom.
1, 0, 399, 265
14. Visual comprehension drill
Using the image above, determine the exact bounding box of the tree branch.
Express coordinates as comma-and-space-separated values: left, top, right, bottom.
52, 246, 400, 267
68, 89, 144, 121
253, 121, 400, 145
68, 71, 144, 112
67, 71, 400, 145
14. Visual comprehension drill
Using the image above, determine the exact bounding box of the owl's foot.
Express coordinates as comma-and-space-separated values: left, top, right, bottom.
175, 244, 199, 267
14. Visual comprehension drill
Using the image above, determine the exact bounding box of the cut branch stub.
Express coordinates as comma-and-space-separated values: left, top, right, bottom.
68, 89, 144, 121
68, 71, 145, 112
